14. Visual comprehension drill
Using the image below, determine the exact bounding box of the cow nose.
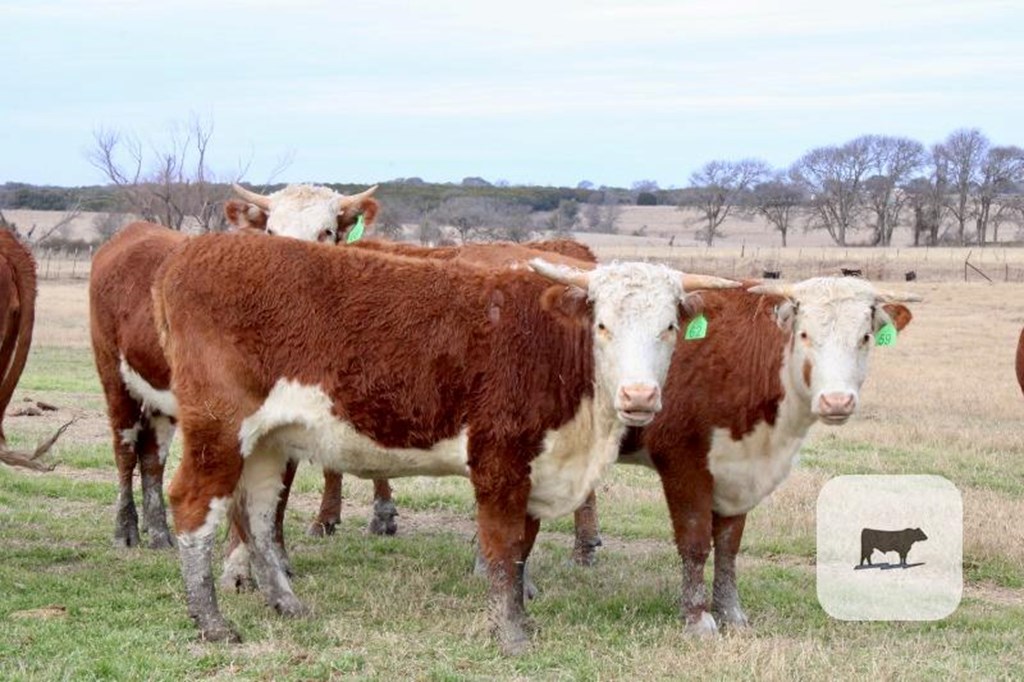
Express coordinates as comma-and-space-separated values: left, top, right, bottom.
618, 384, 661, 413
818, 392, 856, 416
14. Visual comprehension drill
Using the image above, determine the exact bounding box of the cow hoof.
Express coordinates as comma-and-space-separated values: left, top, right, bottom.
148, 532, 176, 550
307, 521, 337, 538
198, 622, 242, 644
524, 576, 538, 601
273, 596, 310, 618
714, 607, 750, 631
684, 611, 719, 637
113, 526, 142, 549
367, 500, 398, 536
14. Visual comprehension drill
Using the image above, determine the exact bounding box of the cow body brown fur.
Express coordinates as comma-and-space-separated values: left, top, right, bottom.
0, 229, 53, 471
90, 222, 185, 547
156, 233, 625, 650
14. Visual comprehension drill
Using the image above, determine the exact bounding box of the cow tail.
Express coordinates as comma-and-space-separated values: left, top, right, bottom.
0, 230, 37, 438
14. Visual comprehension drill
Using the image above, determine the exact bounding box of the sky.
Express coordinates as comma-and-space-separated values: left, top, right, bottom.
2, 0, 1022, 189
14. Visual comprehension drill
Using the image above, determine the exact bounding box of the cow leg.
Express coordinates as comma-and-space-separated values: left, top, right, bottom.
711, 512, 749, 629
657, 460, 716, 636
308, 469, 342, 537
472, 456, 534, 655
169, 433, 243, 643
109, 402, 142, 549
239, 445, 308, 618
367, 478, 398, 536
221, 499, 255, 592
138, 415, 176, 549
571, 490, 601, 566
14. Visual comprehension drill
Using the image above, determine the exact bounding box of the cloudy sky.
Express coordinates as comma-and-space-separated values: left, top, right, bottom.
2, 0, 1021, 188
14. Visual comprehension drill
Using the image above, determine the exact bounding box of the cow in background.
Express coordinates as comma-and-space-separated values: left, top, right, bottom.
611, 277, 918, 634
89, 184, 379, 548
154, 232, 738, 652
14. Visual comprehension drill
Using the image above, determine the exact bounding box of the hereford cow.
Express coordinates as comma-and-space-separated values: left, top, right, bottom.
0, 229, 62, 472
220, 238, 605, 591
89, 184, 379, 548
154, 232, 738, 652
610, 277, 918, 634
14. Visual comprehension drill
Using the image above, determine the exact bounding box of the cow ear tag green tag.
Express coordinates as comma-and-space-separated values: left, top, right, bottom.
684, 314, 708, 340
875, 322, 897, 347
346, 214, 365, 244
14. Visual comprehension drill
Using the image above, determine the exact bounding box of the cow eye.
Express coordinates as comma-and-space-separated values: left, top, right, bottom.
667, 322, 678, 333
597, 322, 607, 331
861, 333, 871, 345
799, 331, 808, 341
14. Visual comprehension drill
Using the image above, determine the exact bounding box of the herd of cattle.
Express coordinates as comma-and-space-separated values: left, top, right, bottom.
9, 180, 998, 654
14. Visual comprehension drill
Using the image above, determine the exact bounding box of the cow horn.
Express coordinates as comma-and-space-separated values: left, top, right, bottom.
529, 258, 590, 290
232, 184, 272, 210
747, 282, 795, 298
339, 184, 379, 208
681, 274, 741, 291
874, 289, 923, 304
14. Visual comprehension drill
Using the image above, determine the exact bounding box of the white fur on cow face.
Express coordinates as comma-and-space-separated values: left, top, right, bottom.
779, 277, 892, 424
587, 262, 683, 426
262, 184, 346, 242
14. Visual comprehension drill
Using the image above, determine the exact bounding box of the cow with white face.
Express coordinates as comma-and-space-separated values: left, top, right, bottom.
606, 276, 920, 635
153, 232, 739, 652
226, 183, 379, 243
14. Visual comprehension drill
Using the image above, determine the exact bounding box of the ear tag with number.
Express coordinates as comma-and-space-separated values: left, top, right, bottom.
345, 214, 365, 243
684, 314, 708, 341
875, 322, 897, 347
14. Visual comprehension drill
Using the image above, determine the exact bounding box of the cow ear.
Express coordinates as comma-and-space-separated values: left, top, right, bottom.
541, 284, 591, 327
680, 292, 704, 321
339, 198, 381, 238
881, 303, 913, 331
224, 200, 268, 231
774, 300, 798, 332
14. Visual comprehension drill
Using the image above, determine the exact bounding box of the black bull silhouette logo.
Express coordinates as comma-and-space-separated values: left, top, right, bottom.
856, 527, 928, 570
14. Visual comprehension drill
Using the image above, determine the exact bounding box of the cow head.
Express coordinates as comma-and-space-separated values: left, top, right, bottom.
531, 259, 738, 426
749, 277, 920, 425
224, 183, 379, 243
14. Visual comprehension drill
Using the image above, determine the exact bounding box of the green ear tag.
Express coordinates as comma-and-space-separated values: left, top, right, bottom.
684, 314, 708, 341
345, 214, 365, 244
875, 322, 897, 347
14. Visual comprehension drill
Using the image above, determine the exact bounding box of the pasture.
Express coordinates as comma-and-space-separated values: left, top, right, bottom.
1, 256, 1022, 680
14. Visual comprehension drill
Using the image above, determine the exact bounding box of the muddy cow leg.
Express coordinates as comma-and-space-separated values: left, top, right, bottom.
308, 468, 342, 537
711, 512, 749, 629
137, 415, 176, 549
106, 393, 143, 548
471, 447, 534, 655
223, 457, 298, 591
656, 456, 717, 636
571, 490, 601, 566
169, 432, 243, 643
239, 444, 308, 618
367, 478, 398, 536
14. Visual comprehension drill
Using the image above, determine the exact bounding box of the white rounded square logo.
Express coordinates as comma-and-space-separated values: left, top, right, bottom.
816, 475, 962, 621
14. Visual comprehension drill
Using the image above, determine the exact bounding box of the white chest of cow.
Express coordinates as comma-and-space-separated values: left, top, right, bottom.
706, 396, 816, 517
238, 380, 621, 521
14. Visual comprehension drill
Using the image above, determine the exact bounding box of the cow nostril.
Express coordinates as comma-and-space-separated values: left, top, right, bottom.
819, 392, 856, 414
620, 384, 660, 409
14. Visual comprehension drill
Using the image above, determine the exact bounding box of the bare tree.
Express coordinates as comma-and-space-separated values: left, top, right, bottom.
582, 194, 622, 234
792, 138, 876, 246
862, 136, 925, 245
751, 172, 805, 247
973, 145, 1024, 245
935, 128, 988, 244
547, 199, 580, 236
684, 159, 769, 246
87, 115, 235, 233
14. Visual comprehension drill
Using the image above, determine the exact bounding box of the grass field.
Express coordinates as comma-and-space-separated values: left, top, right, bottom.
1, 263, 1022, 679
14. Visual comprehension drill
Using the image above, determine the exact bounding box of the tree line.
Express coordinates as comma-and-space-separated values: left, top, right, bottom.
1, 123, 1021, 247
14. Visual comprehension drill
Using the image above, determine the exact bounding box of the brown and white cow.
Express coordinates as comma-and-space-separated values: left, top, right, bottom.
611, 277, 918, 634
89, 184, 379, 548
153, 232, 738, 652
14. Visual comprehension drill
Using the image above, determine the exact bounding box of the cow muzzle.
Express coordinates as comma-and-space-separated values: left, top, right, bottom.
815, 391, 857, 424
616, 384, 662, 426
